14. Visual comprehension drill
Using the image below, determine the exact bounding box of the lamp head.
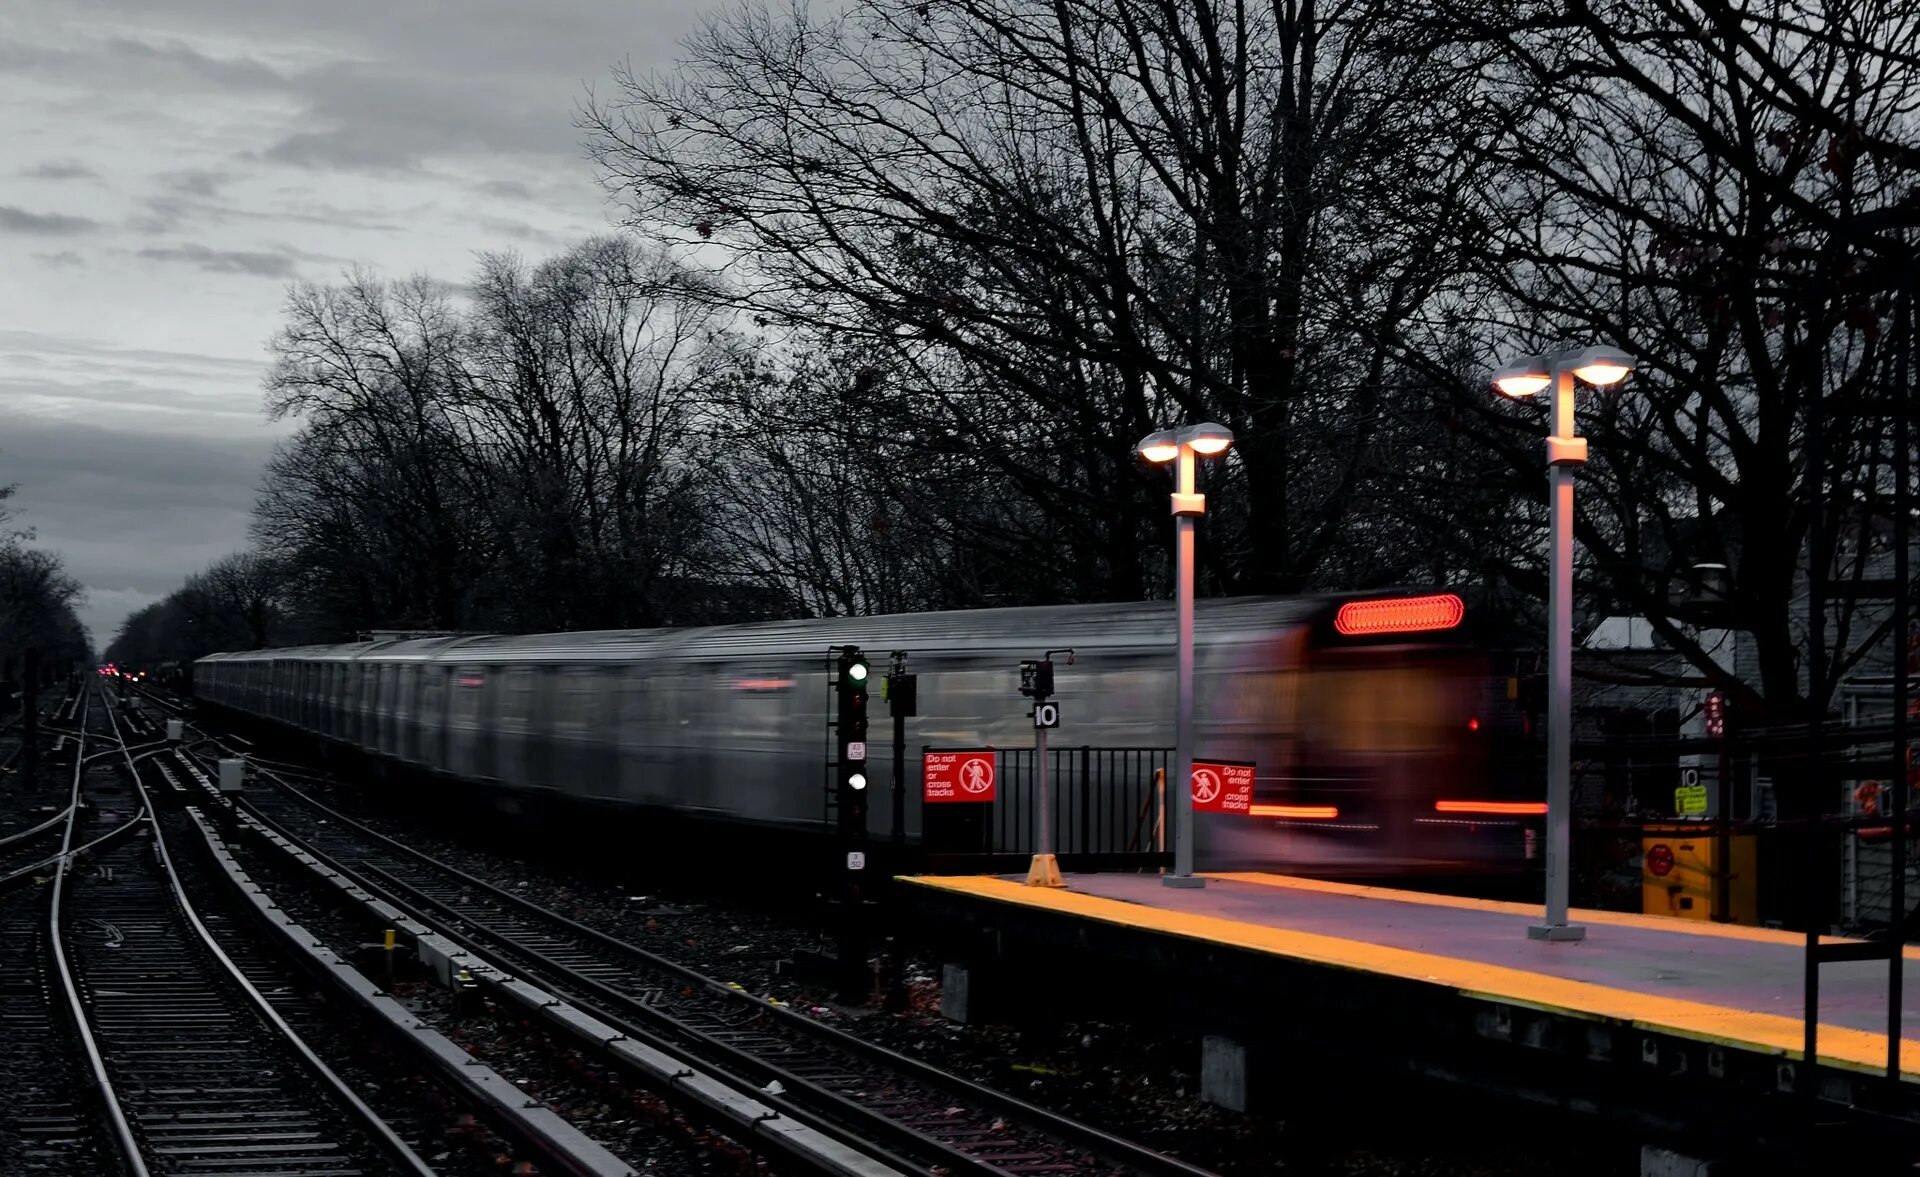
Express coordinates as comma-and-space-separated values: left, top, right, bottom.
1491, 355, 1551, 398
1566, 344, 1637, 387
1135, 429, 1179, 464
1184, 422, 1234, 457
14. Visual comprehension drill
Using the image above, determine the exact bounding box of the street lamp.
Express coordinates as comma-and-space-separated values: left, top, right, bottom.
1492, 343, 1638, 941
1137, 421, 1236, 888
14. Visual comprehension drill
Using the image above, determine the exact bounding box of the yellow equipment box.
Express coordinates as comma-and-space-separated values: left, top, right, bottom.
1641, 825, 1757, 924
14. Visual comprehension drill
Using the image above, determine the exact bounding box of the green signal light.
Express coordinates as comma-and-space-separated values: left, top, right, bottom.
848, 662, 868, 682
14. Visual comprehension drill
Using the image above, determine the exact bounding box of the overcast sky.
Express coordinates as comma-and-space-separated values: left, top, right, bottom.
0, 0, 705, 652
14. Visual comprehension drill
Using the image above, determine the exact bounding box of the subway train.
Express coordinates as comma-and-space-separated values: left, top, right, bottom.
193, 591, 1543, 875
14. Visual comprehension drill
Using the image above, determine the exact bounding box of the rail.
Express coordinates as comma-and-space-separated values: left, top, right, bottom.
44, 687, 148, 1176
217, 746, 1214, 1177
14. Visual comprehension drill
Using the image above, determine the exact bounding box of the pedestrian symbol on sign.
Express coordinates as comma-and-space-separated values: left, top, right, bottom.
1192, 767, 1222, 805
960, 758, 994, 795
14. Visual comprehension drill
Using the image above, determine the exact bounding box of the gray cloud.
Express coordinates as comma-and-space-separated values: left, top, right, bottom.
137, 241, 300, 277
34, 250, 87, 268
134, 191, 409, 235
477, 178, 534, 200
0, 411, 277, 648
0, 205, 101, 235
23, 159, 99, 180
103, 36, 288, 90
477, 215, 561, 244
161, 167, 231, 196
0, 329, 264, 379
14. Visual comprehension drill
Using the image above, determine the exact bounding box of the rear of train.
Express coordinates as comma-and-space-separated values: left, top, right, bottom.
1196, 592, 1544, 879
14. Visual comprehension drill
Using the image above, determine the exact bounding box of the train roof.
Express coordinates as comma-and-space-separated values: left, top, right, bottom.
194, 590, 1456, 667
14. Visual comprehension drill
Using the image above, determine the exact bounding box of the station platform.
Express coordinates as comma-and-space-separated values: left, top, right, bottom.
906, 871, 1919, 1077
898, 869, 1920, 1157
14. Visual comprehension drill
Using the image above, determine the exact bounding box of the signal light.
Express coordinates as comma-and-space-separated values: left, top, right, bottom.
1467, 717, 1481, 732
1704, 691, 1726, 739
1334, 593, 1465, 636
836, 646, 870, 839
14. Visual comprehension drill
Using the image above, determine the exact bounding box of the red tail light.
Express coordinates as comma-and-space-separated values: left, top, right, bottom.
1435, 800, 1546, 816
1334, 593, 1466, 636
1249, 804, 1340, 820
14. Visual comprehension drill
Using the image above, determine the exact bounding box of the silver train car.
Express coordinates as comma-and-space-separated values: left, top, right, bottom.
193, 591, 1540, 874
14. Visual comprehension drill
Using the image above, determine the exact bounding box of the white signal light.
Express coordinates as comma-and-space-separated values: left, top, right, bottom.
849, 772, 868, 790
848, 662, 868, 682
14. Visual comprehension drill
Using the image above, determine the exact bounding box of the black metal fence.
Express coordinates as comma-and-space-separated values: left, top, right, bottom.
921, 745, 1172, 873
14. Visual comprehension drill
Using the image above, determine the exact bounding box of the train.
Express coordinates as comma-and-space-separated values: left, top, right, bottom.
192, 590, 1544, 876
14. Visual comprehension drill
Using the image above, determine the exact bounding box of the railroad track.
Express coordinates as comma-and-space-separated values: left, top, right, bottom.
45, 685, 435, 1177
226, 756, 1213, 1177
0, 685, 85, 884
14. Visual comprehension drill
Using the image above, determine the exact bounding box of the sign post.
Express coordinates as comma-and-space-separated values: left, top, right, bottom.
1020, 650, 1072, 888
886, 651, 915, 846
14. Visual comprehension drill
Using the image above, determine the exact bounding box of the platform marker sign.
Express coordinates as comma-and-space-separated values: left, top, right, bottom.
925, 750, 996, 803
1191, 760, 1254, 814
1675, 766, 1707, 815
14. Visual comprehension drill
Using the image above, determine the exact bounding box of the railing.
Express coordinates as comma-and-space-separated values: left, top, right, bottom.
921, 745, 1172, 873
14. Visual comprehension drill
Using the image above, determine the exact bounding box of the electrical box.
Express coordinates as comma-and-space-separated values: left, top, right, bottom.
1642, 825, 1756, 924
218, 758, 245, 794
166, 719, 184, 743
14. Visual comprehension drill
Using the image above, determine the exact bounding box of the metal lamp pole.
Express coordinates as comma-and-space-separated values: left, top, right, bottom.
1137, 422, 1235, 889
1493, 345, 1637, 941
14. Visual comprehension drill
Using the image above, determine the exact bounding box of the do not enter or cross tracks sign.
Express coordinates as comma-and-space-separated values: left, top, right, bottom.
925, 750, 996, 803
1191, 760, 1255, 814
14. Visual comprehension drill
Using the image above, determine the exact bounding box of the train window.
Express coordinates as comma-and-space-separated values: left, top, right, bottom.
1308, 659, 1461, 752
499, 667, 535, 729
421, 666, 446, 721
449, 665, 486, 726
553, 666, 601, 736
724, 666, 793, 740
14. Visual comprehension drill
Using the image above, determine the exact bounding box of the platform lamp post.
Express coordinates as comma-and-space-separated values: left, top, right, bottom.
1137, 421, 1236, 888
1491, 344, 1638, 941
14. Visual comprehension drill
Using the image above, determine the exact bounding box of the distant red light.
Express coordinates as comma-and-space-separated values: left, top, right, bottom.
1334, 594, 1466, 636
1467, 717, 1481, 731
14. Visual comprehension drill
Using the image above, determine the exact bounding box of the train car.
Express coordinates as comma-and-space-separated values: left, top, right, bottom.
194, 590, 1541, 875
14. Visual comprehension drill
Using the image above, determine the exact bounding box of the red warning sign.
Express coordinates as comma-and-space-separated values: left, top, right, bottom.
925, 750, 996, 803
1646, 843, 1676, 877
1191, 760, 1254, 814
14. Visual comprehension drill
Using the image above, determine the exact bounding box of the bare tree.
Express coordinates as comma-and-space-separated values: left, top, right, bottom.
583, 0, 1481, 601
257, 272, 489, 631
1381, 0, 1920, 739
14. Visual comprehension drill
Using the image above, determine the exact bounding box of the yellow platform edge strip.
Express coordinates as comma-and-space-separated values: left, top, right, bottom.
1203, 871, 1920, 961
901, 875, 1920, 1081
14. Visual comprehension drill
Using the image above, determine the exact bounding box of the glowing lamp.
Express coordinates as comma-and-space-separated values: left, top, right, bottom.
1566, 345, 1638, 386
1491, 356, 1551, 398
1186, 422, 1234, 456
1136, 429, 1179, 464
